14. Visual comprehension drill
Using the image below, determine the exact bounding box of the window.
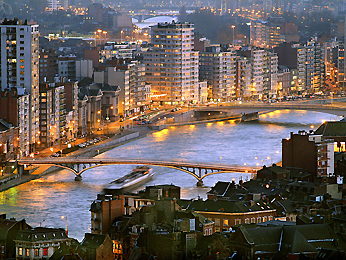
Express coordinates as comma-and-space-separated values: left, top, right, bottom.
268, 216, 273, 221
43, 248, 48, 256
235, 219, 241, 225
19, 247, 23, 256
214, 218, 220, 226
245, 218, 250, 224
251, 218, 256, 223
34, 249, 39, 256
262, 216, 267, 222
25, 248, 30, 257
223, 219, 229, 226
257, 217, 262, 223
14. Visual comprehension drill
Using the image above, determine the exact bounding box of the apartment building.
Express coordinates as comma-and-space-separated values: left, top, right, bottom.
39, 49, 58, 83
236, 56, 252, 99
293, 39, 324, 93
338, 43, 346, 90
95, 61, 151, 117
282, 130, 335, 179
144, 22, 199, 105
39, 83, 66, 148
323, 40, 338, 82
58, 55, 76, 81
199, 45, 236, 102
0, 19, 40, 153
250, 19, 283, 49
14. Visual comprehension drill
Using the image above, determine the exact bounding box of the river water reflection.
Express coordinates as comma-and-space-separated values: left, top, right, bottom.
0, 110, 338, 240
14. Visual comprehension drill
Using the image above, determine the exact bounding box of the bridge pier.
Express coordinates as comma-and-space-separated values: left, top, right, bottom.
241, 112, 259, 122
196, 180, 203, 187
17, 164, 24, 176
75, 175, 82, 181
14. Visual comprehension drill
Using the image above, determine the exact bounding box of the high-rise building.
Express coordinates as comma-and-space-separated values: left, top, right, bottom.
47, 0, 62, 12
0, 19, 40, 153
236, 56, 252, 99
144, 22, 199, 105
338, 42, 346, 91
240, 48, 279, 99
293, 39, 324, 93
199, 45, 236, 102
250, 20, 283, 49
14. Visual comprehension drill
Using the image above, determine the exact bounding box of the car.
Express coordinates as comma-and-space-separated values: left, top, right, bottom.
34, 151, 40, 155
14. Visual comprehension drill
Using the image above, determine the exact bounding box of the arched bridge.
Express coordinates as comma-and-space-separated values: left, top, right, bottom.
198, 103, 346, 117
17, 158, 260, 186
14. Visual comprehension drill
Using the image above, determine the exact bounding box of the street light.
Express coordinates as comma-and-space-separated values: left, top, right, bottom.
181, 152, 184, 162
220, 156, 222, 165
139, 150, 141, 159
61, 216, 68, 235
231, 25, 235, 46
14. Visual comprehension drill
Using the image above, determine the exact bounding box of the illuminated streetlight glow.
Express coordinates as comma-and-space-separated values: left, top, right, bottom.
61, 216, 68, 234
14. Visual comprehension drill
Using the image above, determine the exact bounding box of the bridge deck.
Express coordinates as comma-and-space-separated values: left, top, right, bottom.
18, 158, 260, 173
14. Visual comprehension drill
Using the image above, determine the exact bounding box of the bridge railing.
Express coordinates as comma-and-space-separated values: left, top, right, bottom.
18, 157, 260, 171
198, 103, 345, 110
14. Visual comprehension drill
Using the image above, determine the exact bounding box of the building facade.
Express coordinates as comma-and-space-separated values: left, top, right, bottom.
199, 45, 236, 102
144, 22, 199, 105
0, 19, 40, 153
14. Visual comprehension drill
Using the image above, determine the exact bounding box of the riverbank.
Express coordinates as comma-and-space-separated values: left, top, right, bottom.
0, 128, 154, 192
0, 108, 264, 192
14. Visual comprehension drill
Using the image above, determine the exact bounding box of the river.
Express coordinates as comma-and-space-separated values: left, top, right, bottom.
0, 110, 338, 241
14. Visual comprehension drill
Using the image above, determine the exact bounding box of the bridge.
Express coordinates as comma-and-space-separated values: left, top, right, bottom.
197, 103, 346, 117
17, 158, 260, 186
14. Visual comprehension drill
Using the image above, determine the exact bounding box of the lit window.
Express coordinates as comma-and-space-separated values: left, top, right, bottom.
235, 219, 241, 225
43, 248, 48, 256
214, 218, 220, 226
34, 249, 39, 256
25, 248, 30, 257
245, 218, 250, 224
257, 217, 262, 223
223, 219, 229, 226
19, 248, 23, 256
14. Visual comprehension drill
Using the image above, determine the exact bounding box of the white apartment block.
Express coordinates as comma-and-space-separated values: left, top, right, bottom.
0, 19, 39, 153
17, 92, 30, 157
128, 62, 151, 113
269, 52, 279, 97
239, 48, 279, 100
309, 135, 335, 177
294, 39, 324, 93
199, 45, 236, 102
144, 22, 199, 105
251, 49, 265, 99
